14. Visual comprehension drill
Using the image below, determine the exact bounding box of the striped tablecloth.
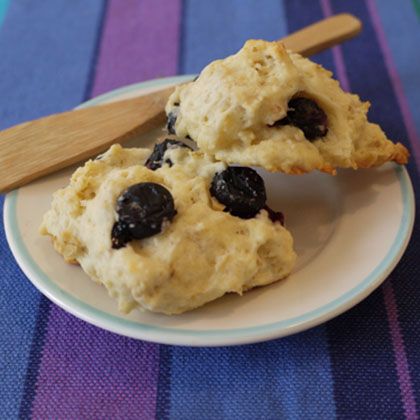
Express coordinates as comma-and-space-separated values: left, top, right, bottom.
1, 1, 419, 418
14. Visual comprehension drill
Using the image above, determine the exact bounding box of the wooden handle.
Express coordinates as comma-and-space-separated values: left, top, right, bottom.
0, 14, 362, 193
0, 88, 172, 192
281, 13, 361, 56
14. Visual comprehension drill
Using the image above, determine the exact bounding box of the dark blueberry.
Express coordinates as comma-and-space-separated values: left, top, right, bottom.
272, 97, 328, 140
111, 221, 131, 249
263, 205, 285, 226
210, 166, 267, 219
145, 139, 191, 170
167, 109, 178, 135
115, 182, 176, 244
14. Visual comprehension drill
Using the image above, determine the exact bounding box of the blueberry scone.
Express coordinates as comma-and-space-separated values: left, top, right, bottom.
166, 40, 408, 174
40, 141, 296, 315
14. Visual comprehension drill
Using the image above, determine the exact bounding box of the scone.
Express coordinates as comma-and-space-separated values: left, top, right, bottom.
40, 142, 296, 315
166, 39, 408, 174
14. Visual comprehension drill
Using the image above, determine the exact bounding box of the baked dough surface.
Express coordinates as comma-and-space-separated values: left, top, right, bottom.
40, 144, 296, 314
166, 40, 408, 174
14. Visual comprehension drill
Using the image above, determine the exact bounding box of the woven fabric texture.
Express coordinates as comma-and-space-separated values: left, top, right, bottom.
0, 0, 419, 418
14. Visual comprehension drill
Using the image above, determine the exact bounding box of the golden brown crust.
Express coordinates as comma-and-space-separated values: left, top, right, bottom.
320, 164, 337, 175
392, 143, 410, 165
353, 142, 409, 169
289, 167, 307, 175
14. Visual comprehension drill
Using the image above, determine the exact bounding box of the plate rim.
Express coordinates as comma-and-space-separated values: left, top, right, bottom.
4, 75, 416, 347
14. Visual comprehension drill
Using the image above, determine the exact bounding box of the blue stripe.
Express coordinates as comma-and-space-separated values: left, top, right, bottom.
326, 0, 416, 417
179, 0, 288, 74
0, 0, 105, 130
83, 0, 109, 100
169, 329, 335, 419
156, 345, 173, 420
0, 1, 105, 417
169, 2, 336, 418
284, 0, 336, 73
18, 298, 51, 419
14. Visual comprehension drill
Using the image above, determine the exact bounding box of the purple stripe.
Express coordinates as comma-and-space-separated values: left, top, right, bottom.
366, 0, 420, 166
31, 306, 159, 418
319, 0, 350, 91
91, 0, 182, 96
383, 281, 418, 419
32, 1, 182, 417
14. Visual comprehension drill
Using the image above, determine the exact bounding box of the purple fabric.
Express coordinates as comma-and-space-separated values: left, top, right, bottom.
91, 0, 182, 97
31, 306, 159, 418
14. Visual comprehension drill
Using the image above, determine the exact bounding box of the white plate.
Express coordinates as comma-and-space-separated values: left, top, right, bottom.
3, 76, 415, 347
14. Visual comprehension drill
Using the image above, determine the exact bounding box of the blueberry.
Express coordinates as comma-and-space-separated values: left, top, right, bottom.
167, 108, 179, 135
273, 97, 328, 140
263, 205, 285, 225
145, 139, 191, 170
111, 221, 131, 249
210, 166, 267, 219
111, 183, 177, 247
